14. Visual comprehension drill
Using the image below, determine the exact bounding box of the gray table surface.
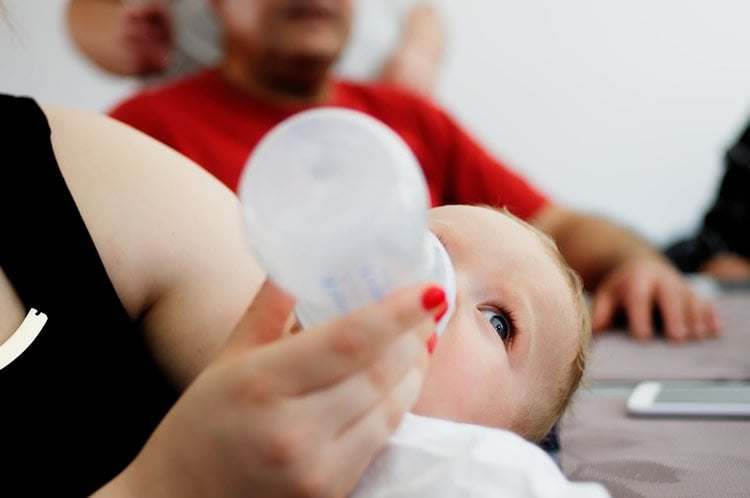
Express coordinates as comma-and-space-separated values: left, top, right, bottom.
559, 283, 750, 498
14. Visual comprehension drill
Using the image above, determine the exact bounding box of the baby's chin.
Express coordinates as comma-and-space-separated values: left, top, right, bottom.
409, 397, 514, 433
410, 376, 462, 421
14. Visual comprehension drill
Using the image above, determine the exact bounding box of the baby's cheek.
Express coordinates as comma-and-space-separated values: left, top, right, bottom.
413, 327, 519, 430
412, 338, 486, 420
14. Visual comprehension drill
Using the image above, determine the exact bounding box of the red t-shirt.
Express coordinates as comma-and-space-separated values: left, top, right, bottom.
109, 68, 549, 220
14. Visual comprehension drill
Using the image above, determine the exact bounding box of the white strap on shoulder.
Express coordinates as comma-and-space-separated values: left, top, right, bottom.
0, 308, 48, 370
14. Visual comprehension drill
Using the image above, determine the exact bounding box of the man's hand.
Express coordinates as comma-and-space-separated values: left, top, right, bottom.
66, 0, 173, 76
590, 257, 722, 341
532, 204, 723, 342
120, 3, 173, 75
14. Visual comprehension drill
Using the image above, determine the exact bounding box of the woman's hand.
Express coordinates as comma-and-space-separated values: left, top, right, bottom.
97, 279, 442, 498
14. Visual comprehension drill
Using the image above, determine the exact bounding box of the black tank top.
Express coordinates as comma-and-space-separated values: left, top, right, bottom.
0, 95, 178, 496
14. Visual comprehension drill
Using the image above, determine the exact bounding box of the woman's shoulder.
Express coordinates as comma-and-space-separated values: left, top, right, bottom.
42, 102, 262, 382
42, 102, 230, 197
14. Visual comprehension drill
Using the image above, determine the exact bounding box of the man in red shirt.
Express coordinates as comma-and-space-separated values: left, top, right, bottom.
109, 0, 720, 342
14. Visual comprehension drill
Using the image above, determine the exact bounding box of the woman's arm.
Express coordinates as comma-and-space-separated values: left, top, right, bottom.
45, 104, 264, 385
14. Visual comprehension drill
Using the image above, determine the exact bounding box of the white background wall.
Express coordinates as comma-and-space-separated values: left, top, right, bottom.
1, 0, 138, 111
3, 0, 750, 247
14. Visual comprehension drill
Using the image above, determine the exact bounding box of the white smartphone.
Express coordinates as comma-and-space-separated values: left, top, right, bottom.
626, 380, 750, 418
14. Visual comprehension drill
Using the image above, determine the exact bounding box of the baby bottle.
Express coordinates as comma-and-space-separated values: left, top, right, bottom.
237, 107, 455, 334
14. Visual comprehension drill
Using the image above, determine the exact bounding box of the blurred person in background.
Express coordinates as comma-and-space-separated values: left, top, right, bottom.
665, 114, 750, 281
65, 0, 445, 95
108, 0, 722, 343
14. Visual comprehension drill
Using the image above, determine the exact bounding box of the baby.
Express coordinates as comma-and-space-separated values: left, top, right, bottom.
414, 204, 589, 442
285, 203, 590, 443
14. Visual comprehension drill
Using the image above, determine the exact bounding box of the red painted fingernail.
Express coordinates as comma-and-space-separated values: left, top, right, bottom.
434, 303, 448, 323
426, 331, 438, 354
421, 286, 446, 311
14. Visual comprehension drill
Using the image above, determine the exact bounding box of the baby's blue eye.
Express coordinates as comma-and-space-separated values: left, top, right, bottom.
481, 309, 514, 343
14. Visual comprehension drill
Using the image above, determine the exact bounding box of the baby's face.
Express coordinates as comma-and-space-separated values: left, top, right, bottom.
413, 205, 580, 434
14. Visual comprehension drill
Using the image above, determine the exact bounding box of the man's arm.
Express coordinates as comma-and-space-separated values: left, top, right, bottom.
404, 94, 721, 342
379, 2, 445, 95
66, 0, 172, 76
533, 204, 722, 341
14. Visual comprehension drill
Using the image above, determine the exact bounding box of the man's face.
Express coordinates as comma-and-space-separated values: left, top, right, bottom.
414, 205, 581, 437
215, 0, 353, 70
